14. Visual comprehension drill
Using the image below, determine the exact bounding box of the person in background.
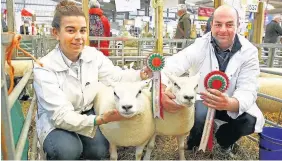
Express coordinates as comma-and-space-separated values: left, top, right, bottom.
174, 4, 191, 51
20, 20, 30, 35
264, 15, 282, 44
33, 0, 152, 159
2, 17, 8, 32
89, 0, 111, 56
205, 13, 213, 34
264, 15, 282, 54
161, 5, 264, 156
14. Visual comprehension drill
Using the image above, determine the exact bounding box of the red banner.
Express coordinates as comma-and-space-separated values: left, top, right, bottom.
198, 7, 214, 17
21, 9, 33, 16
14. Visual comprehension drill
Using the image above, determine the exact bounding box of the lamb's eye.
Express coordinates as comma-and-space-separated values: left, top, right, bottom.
136, 90, 142, 97
194, 84, 198, 90
174, 83, 180, 89
114, 92, 119, 99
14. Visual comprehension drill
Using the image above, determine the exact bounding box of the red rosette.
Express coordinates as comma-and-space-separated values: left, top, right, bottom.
146, 53, 165, 71
204, 71, 229, 92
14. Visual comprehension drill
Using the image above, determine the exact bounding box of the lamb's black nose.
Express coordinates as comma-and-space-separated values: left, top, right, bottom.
184, 96, 194, 100
122, 105, 133, 111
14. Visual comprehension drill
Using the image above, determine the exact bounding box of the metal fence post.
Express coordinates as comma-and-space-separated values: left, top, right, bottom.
1, 34, 16, 160
267, 48, 275, 67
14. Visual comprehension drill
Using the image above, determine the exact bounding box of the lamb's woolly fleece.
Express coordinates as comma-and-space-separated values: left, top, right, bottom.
259, 68, 282, 78
155, 75, 197, 136
94, 83, 155, 146
5, 60, 33, 77
257, 77, 282, 113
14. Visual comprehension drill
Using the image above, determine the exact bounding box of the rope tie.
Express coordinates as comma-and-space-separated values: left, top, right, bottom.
5, 33, 43, 95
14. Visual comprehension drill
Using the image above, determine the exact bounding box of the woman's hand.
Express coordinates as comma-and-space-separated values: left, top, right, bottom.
140, 66, 153, 80
96, 109, 126, 125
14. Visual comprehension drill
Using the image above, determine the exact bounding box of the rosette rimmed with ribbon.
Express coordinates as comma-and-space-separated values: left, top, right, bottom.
146, 53, 165, 119
199, 70, 230, 152
204, 70, 229, 92
146, 53, 165, 71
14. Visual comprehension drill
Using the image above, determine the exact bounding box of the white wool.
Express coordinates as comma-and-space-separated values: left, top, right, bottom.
5, 60, 33, 77
257, 77, 282, 113
93, 81, 154, 159
156, 74, 198, 135
144, 74, 199, 160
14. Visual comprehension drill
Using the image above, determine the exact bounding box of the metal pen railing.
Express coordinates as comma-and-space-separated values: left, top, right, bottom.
1, 34, 282, 159
254, 43, 282, 68
1, 33, 36, 160
1, 34, 16, 160
246, 68, 282, 143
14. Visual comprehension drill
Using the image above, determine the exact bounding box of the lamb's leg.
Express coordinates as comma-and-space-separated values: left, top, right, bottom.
109, 143, 118, 160
135, 140, 148, 160
143, 133, 156, 160
177, 135, 186, 160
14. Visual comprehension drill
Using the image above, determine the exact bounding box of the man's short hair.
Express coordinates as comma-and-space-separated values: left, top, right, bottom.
177, 4, 187, 12
212, 6, 240, 26
273, 14, 282, 20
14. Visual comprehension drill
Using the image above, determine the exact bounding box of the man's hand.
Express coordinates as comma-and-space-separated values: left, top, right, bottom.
161, 85, 185, 113
200, 88, 239, 112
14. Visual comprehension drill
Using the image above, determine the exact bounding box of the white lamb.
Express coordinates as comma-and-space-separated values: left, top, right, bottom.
93, 80, 155, 160
144, 73, 199, 160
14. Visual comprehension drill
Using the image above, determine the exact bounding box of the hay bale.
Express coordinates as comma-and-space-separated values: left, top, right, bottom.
257, 77, 282, 113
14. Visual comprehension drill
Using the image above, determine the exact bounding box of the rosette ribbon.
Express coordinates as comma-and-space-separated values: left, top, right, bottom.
146, 53, 165, 119
199, 71, 229, 152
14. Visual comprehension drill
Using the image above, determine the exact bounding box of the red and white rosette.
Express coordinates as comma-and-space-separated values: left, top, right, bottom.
199, 71, 229, 152
146, 53, 165, 119
204, 71, 229, 92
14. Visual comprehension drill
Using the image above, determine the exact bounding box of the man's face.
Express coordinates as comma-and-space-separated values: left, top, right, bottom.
177, 10, 182, 17
53, 16, 87, 59
211, 11, 237, 49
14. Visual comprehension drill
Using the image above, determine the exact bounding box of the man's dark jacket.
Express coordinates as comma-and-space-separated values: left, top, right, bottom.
175, 13, 191, 39
264, 20, 282, 43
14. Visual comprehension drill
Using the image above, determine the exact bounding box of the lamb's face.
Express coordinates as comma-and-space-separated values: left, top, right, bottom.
112, 81, 150, 118
167, 74, 199, 107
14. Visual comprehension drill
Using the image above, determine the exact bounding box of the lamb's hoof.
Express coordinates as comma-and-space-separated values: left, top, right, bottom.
143, 155, 150, 160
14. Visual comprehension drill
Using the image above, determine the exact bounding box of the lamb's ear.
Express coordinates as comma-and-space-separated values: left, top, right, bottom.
193, 73, 200, 81
140, 78, 152, 89
129, 62, 134, 69
164, 72, 177, 83
105, 78, 117, 87
192, 73, 200, 89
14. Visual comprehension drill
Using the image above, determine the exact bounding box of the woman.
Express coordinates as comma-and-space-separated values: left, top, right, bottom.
33, 0, 151, 160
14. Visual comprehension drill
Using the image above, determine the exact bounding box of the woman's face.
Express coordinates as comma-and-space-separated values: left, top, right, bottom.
53, 16, 87, 61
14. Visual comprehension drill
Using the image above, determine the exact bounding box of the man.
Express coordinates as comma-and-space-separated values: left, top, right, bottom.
2, 17, 8, 32
174, 4, 191, 51
161, 5, 265, 155
264, 15, 282, 44
89, 0, 110, 56
20, 20, 30, 35
205, 14, 213, 34
264, 15, 282, 54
